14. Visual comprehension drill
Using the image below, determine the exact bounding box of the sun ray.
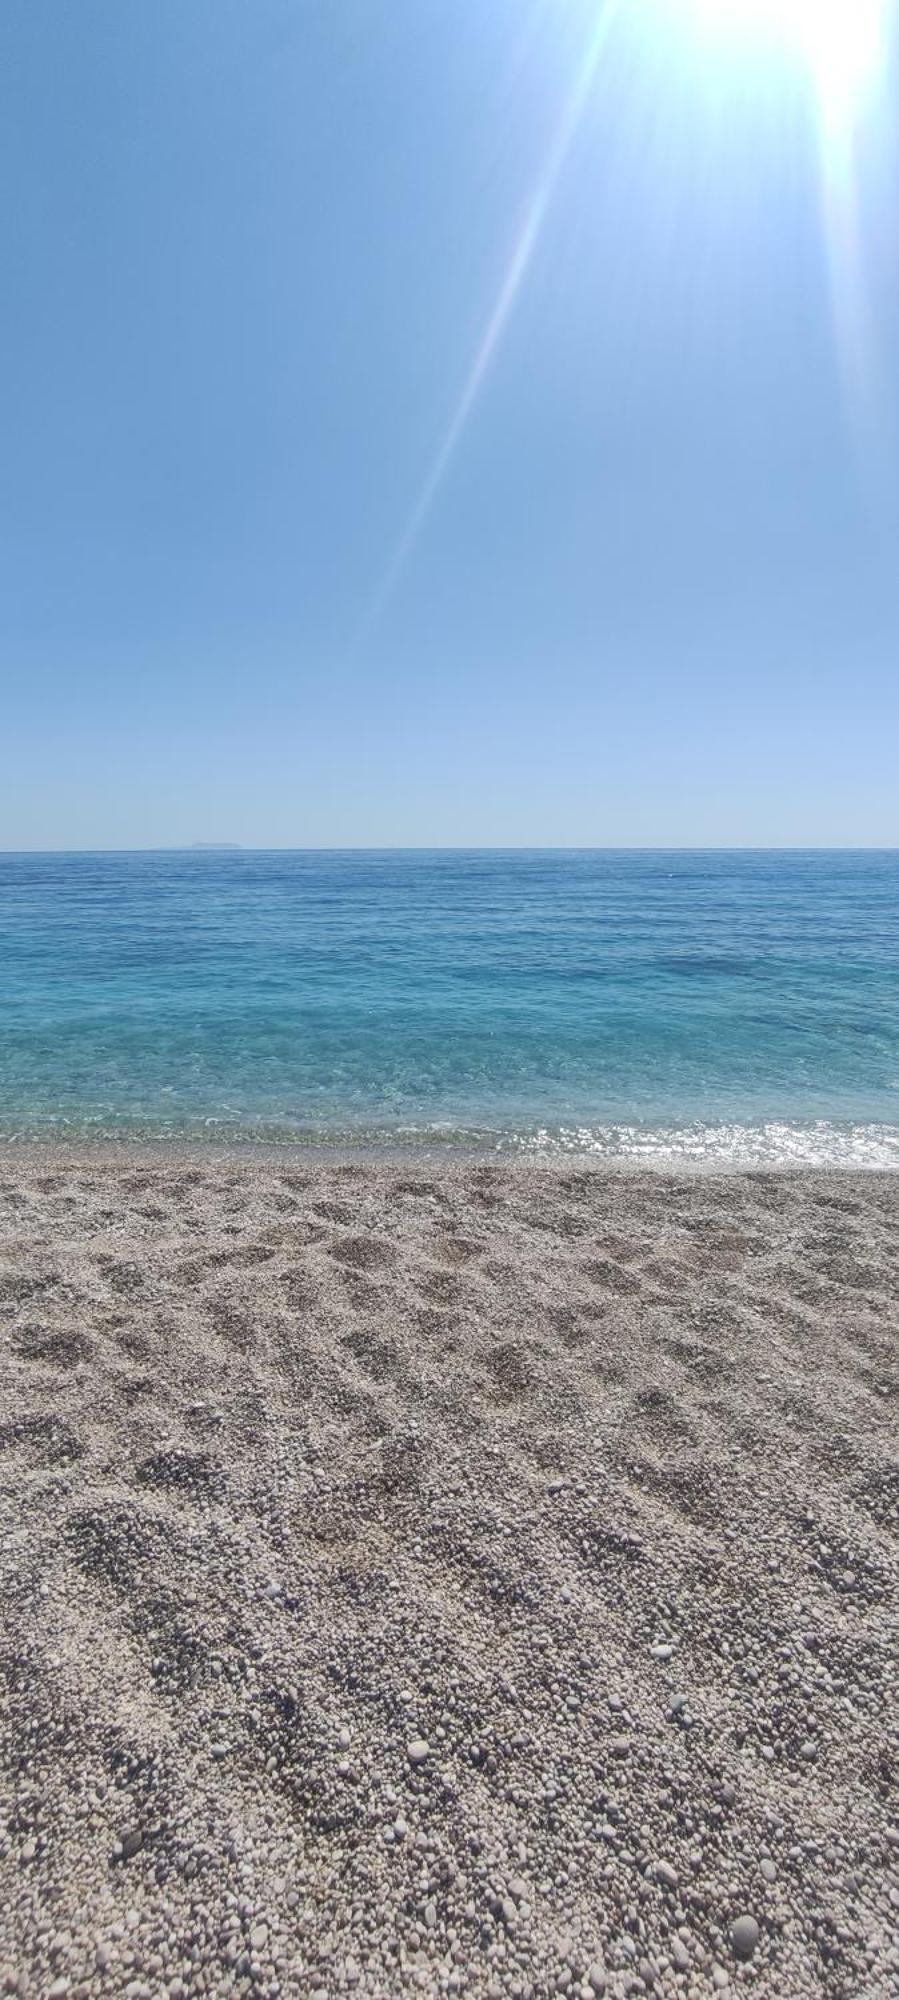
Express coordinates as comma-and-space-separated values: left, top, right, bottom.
675, 0, 892, 436
354, 2, 620, 648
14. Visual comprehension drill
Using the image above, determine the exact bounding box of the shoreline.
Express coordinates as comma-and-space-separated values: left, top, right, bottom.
2, 1152, 896, 1997
0, 1130, 898, 1177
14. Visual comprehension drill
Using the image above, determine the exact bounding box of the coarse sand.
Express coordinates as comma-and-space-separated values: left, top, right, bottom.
1, 1151, 896, 1998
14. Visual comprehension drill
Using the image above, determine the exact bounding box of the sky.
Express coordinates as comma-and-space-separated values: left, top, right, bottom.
1, 0, 898, 848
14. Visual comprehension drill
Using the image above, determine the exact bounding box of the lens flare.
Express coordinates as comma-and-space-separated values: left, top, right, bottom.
683, 0, 891, 435
685, 0, 888, 125
355, 4, 619, 648
355, 0, 892, 644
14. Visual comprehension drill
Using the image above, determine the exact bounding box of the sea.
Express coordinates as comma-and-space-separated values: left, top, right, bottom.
1, 849, 897, 1167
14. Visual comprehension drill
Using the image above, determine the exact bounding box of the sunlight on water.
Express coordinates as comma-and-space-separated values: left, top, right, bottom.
0, 851, 896, 1165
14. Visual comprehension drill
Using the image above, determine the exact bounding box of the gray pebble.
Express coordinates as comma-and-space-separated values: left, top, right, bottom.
730, 1914, 760, 1962
407, 1738, 430, 1765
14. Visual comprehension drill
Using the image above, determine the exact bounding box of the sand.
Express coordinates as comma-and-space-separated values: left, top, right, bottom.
0, 1151, 896, 1999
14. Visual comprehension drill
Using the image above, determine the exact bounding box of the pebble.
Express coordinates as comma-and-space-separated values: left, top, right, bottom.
730, 1914, 761, 1962
5, 1170, 892, 2000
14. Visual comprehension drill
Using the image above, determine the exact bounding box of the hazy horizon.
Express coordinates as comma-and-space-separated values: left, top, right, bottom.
2, 841, 898, 856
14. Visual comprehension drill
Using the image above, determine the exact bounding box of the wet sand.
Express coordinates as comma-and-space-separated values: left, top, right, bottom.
1, 1152, 897, 1998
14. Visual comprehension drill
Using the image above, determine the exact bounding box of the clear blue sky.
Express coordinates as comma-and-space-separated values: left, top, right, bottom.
1, 0, 898, 847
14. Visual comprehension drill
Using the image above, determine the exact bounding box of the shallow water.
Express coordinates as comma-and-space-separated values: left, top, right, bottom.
1, 849, 897, 1164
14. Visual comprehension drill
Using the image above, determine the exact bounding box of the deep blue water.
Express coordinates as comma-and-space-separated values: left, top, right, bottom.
1, 850, 897, 1164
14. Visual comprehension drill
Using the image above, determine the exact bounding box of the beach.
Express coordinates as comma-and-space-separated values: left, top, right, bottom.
1, 1150, 896, 1999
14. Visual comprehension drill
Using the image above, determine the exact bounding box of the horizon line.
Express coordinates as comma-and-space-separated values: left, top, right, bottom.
1, 844, 897, 858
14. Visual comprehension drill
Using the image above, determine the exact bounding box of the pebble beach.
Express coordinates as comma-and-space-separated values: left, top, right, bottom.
1, 1151, 897, 1998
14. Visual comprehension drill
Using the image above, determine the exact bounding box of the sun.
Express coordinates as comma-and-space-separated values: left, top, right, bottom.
683, 0, 889, 124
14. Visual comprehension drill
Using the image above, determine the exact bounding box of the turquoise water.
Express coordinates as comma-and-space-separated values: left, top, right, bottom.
1, 850, 897, 1165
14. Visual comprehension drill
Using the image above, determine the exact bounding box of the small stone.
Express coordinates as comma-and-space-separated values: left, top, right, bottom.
800, 1739, 817, 1761
711, 1968, 730, 1990
650, 1644, 675, 1662
393, 1817, 409, 1840
587, 1969, 606, 1996
48, 1984, 71, 2000
407, 1738, 430, 1766
249, 1926, 268, 1952
760, 1859, 777, 1883
423, 1901, 437, 1930
610, 1736, 631, 1757
119, 1829, 143, 1861
730, 1914, 760, 1962
671, 1938, 690, 1972
655, 1860, 678, 1892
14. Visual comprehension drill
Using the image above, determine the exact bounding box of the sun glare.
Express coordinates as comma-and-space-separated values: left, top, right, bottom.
685, 0, 888, 125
